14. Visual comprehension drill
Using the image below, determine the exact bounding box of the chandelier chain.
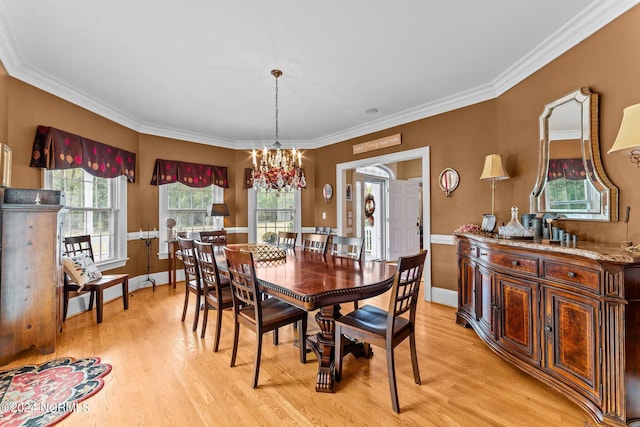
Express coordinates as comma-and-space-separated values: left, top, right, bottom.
274, 71, 279, 143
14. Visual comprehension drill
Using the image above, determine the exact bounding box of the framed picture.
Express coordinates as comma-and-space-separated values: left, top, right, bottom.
0, 144, 11, 188
345, 184, 352, 201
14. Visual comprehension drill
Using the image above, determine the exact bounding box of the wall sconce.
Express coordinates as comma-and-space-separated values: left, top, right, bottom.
209, 202, 230, 230
480, 154, 510, 216
608, 103, 640, 165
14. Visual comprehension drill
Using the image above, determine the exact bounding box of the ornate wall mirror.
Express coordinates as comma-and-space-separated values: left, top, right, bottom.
530, 87, 618, 221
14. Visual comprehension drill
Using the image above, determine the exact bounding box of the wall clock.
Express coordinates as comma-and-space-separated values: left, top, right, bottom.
322, 184, 333, 203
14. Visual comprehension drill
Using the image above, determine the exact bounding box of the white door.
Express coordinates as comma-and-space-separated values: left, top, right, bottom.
387, 179, 420, 261
354, 172, 365, 240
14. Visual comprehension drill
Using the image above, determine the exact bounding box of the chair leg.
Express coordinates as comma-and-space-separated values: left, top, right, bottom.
181, 289, 190, 321
299, 317, 307, 364
95, 289, 104, 324
230, 314, 239, 367
201, 301, 210, 339
273, 328, 279, 345
192, 294, 201, 332
252, 333, 263, 389
88, 290, 95, 311
212, 305, 224, 352
386, 344, 400, 413
63, 289, 70, 321
334, 325, 343, 382
122, 279, 129, 310
409, 332, 421, 385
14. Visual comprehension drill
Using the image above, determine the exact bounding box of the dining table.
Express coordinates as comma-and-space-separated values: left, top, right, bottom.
222, 243, 397, 393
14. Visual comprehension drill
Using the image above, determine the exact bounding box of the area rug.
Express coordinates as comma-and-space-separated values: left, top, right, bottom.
0, 357, 111, 427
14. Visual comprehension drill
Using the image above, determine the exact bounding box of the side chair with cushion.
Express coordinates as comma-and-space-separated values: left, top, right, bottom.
301, 232, 329, 254
194, 240, 233, 351
224, 247, 307, 389
62, 235, 129, 324
178, 237, 204, 332
334, 250, 428, 413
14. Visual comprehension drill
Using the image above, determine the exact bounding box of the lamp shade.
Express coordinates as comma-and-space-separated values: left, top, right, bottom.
210, 203, 230, 217
480, 154, 509, 181
608, 103, 640, 154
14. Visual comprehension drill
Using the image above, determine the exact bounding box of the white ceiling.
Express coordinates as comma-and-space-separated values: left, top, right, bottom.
0, 0, 637, 150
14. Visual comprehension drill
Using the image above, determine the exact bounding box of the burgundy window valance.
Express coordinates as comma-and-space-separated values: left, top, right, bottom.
150, 159, 229, 188
30, 125, 136, 182
547, 158, 593, 182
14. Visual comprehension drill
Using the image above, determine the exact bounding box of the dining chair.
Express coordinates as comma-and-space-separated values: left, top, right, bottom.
334, 250, 427, 413
301, 232, 329, 254
199, 230, 227, 247
194, 240, 233, 350
62, 235, 129, 324
331, 235, 365, 309
178, 237, 205, 332
314, 226, 331, 235
224, 247, 308, 388
276, 231, 297, 250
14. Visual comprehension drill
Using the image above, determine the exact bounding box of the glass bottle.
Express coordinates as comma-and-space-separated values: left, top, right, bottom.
504, 206, 525, 237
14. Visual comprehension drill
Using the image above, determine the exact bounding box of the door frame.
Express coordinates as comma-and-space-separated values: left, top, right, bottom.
336, 146, 431, 301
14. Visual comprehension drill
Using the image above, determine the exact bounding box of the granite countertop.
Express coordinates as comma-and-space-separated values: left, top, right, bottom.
454, 232, 640, 264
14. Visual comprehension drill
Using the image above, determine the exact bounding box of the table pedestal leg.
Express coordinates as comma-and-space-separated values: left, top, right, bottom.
307, 304, 372, 393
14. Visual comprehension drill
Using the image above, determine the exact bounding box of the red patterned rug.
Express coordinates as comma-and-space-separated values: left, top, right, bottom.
0, 357, 111, 426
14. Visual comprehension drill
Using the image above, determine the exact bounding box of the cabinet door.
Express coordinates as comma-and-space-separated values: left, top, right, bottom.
476, 265, 495, 339
457, 257, 476, 325
496, 274, 540, 366
543, 287, 600, 403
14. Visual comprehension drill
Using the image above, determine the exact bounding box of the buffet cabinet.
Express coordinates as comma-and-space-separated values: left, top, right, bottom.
0, 189, 62, 363
456, 234, 640, 427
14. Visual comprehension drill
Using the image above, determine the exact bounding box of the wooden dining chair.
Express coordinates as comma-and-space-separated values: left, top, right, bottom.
331, 235, 365, 309
199, 230, 227, 247
224, 247, 308, 388
314, 226, 331, 235
301, 232, 329, 254
194, 240, 233, 350
276, 231, 297, 250
334, 250, 427, 413
178, 237, 205, 332
62, 235, 129, 324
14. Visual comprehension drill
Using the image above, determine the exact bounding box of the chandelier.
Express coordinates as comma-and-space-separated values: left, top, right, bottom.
251, 69, 306, 193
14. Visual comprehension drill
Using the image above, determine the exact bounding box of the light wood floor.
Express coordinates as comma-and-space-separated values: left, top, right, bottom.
5, 284, 596, 426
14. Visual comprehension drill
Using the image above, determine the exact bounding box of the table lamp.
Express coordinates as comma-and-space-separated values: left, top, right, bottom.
480, 154, 510, 216
210, 202, 230, 230
608, 103, 640, 165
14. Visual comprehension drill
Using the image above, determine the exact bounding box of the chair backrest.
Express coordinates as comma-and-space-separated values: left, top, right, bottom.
63, 235, 95, 261
276, 231, 297, 249
330, 235, 364, 260
224, 247, 262, 319
200, 230, 227, 246
314, 226, 331, 235
194, 240, 224, 296
388, 250, 428, 326
301, 233, 329, 253
177, 237, 201, 290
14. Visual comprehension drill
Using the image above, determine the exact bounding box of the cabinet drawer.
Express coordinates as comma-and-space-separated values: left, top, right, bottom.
480, 250, 539, 276
543, 261, 600, 291
459, 241, 477, 258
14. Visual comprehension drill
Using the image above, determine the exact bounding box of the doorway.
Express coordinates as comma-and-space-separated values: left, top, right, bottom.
335, 147, 431, 301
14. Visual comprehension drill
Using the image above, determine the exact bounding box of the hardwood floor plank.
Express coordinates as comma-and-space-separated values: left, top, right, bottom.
2, 284, 594, 426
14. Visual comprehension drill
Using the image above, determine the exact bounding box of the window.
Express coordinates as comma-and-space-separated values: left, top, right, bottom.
546, 178, 594, 211
159, 183, 223, 249
46, 169, 127, 269
248, 190, 300, 244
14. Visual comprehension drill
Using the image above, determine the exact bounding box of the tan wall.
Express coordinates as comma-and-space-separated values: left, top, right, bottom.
1, 5, 640, 291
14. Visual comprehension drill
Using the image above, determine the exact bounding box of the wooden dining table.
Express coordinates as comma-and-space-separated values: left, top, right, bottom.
222, 244, 397, 392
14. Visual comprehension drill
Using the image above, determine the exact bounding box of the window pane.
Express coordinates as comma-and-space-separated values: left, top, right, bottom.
167, 183, 220, 232
256, 191, 295, 243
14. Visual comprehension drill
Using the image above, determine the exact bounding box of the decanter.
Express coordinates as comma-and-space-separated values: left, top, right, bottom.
503, 206, 525, 237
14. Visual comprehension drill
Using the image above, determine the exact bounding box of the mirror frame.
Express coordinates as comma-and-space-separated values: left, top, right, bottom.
530, 87, 618, 221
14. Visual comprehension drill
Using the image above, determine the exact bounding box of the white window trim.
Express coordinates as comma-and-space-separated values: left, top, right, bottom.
44, 171, 128, 271
158, 183, 223, 257
248, 189, 301, 244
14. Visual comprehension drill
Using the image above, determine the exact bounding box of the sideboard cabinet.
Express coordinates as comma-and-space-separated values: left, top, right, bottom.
456, 233, 640, 426
0, 189, 62, 363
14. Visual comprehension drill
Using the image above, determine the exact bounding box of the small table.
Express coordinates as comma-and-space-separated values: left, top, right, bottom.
167, 240, 180, 288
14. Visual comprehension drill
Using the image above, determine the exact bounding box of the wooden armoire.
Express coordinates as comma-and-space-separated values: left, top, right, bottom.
0, 188, 62, 363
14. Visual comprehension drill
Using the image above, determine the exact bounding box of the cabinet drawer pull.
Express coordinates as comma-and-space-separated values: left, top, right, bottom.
567, 271, 576, 278
545, 325, 552, 333
512, 260, 520, 266
480, 252, 488, 256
